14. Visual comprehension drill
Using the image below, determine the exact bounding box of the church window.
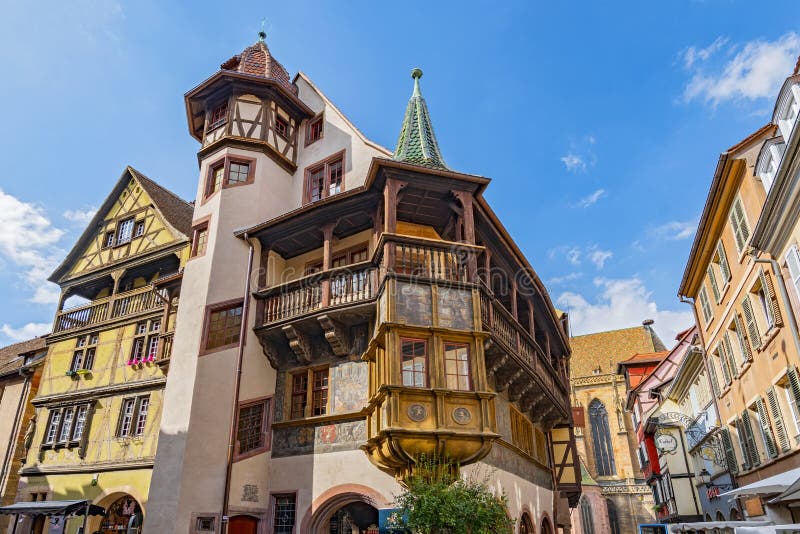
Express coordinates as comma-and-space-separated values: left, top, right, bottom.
589, 399, 616, 476
580, 496, 594, 534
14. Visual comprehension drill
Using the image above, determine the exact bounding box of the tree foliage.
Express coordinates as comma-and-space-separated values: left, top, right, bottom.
389, 456, 514, 534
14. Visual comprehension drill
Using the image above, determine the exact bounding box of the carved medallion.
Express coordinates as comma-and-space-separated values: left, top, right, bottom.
407, 404, 427, 422
452, 407, 472, 425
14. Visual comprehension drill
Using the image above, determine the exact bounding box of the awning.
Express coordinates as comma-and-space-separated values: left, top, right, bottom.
771, 475, 800, 503
720, 466, 800, 498
669, 520, 772, 533
0, 500, 105, 516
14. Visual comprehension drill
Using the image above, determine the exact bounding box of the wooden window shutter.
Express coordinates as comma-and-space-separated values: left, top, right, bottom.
699, 287, 713, 323
786, 246, 800, 298
741, 295, 762, 349
788, 367, 800, 412
717, 241, 731, 281
730, 197, 750, 252
78, 401, 96, 459
717, 349, 731, 386
760, 270, 784, 327
740, 410, 761, 467
734, 418, 749, 471
707, 357, 720, 397
733, 314, 753, 362
720, 427, 738, 475
767, 387, 790, 453
722, 333, 738, 378
707, 266, 721, 302
755, 397, 778, 459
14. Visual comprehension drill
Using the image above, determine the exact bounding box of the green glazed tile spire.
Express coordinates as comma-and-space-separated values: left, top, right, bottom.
393, 68, 448, 170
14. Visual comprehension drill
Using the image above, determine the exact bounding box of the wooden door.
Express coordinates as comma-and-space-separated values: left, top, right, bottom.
228, 515, 259, 534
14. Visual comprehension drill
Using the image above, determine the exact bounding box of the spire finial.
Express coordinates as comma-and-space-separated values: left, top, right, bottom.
258, 19, 266, 42
411, 68, 423, 97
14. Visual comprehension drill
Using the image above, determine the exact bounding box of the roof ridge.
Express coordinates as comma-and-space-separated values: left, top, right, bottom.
127, 166, 192, 207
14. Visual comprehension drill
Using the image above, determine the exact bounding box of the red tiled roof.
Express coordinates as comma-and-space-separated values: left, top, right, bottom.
221, 41, 295, 94
620, 351, 669, 365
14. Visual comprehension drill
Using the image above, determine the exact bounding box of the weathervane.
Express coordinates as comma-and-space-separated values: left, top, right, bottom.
258, 19, 266, 42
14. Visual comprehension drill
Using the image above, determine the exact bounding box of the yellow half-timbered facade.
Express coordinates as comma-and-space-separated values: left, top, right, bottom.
11, 167, 192, 534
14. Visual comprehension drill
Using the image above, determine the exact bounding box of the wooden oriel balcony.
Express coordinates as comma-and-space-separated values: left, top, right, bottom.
53, 286, 167, 334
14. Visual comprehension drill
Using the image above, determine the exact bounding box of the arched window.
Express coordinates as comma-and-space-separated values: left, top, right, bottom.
580, 497, 594, 534
519, 512, 534, 534
606, 498, 621, 534
589, 399, 616, 476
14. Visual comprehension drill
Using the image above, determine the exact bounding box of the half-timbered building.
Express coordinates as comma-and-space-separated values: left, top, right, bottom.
145, 34, 580, 534
10, 167, 192, 533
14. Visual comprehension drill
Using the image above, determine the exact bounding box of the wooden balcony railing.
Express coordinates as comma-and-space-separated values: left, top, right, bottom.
263, 264, 376, 324
393, 240, 468, 282
54, 286, 167, 334
159, 331, 174, 361
479, 290, 567, 399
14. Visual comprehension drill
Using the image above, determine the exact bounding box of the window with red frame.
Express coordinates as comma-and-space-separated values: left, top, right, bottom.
205, 302, 243, 351
205, 157, 253, 198
444, 343, 472, 391
209, 102, 228, 130
305, 154, 344, 203
312, 369, 329, 416
306, 116, 323, 145
207, 163, 225, 197
290, 373, 308, 419
236, 398, 271, 455
401, 338, 427, 387
192, 222, 209, 257
275, 116, 289, 139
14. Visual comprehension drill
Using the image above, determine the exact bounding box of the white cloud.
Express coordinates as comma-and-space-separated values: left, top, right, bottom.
557, 277, 694, 342
560, 154, 586, 173
683, 32, 800, 105
576, 189, 606, 208
63, 208, 97, 224
589, 247, 613, 269
682, 36, 729, 69
1, 322, 50, 342
547, 272, 582, 285
652, 220, 697, 241
0, 188, 64, 304
567, 247, 582, 265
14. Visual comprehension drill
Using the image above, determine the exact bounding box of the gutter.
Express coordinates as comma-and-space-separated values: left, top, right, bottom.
221, 233, 255, 534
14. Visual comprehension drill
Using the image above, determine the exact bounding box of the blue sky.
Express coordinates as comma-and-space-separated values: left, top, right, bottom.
1, 0, 799, 346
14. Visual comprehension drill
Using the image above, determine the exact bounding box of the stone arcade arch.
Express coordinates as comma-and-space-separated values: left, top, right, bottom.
304, 484, 389, 534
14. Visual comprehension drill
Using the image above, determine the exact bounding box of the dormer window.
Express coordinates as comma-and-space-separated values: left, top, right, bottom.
209, 102, 228, 131
775, 82, 800, 140
756, 138, 786, 192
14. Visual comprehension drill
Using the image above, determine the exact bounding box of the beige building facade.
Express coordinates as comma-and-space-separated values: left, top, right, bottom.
679, 120, 800, 524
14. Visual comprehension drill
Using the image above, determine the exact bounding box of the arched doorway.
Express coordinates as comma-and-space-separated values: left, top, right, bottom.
229, 514, 259, 534
716, 510, 725, 521
730, 508, 742, 520
327, 501, 378, 533
519, 512, 534, 534
541, 516, 553, 534
97, 494, 143, 533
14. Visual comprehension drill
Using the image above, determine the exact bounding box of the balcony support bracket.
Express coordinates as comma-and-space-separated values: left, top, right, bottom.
282, 325, 313, 364
317, 314, 350, 357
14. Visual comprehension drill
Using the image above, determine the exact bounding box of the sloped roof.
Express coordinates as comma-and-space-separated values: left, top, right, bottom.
620, 351, 670, 365
220, 35, 295, 94
0, 336, 47, 377
570, 325, 667, 377
49, 166, 193, 283
393, 69, 448, 170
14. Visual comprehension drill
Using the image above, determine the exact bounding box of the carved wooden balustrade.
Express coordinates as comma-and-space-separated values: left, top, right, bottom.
54, 286, 167, 334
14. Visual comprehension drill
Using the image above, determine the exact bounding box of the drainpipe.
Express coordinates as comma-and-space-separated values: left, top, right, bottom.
221, 233, 255, 534
750, 252, 800, 357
